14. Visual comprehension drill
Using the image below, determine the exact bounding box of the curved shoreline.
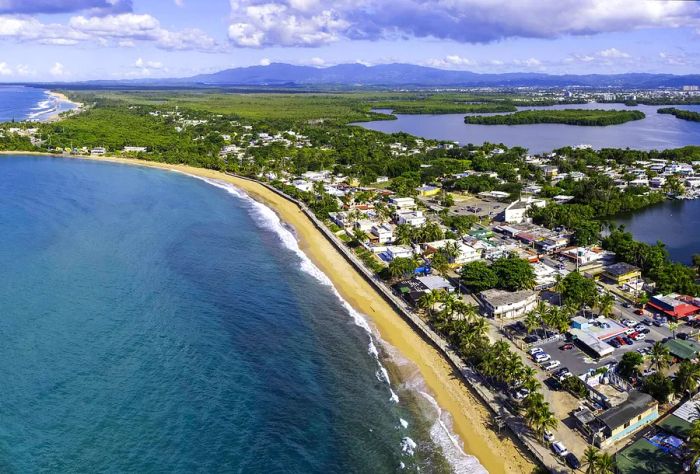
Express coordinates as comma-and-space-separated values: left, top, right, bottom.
0, 151, 534, 473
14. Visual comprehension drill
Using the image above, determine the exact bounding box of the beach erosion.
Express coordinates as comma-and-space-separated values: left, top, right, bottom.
5, 153, 535, 473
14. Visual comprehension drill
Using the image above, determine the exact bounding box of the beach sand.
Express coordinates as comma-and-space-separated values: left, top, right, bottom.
2, 152, 536, 473
45, 92, 83, 122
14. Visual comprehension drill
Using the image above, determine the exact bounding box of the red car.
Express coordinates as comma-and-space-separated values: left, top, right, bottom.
634, 309, 644, 315
560, 343, 574, 351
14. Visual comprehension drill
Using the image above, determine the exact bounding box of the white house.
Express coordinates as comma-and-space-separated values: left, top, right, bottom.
396, 210, 426, 227
292, 179, 313, 192
423, 239, 480, 265
389, 197, 416, 210
123, 146, 147, 153
371, 224, 394, 244
386, 245, 414, 261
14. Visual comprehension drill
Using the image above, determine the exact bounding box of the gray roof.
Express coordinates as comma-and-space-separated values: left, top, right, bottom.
479, 289, 536, 307
604, 262, 640, 277
416, 275, 452, 291
597, 391, 656, 431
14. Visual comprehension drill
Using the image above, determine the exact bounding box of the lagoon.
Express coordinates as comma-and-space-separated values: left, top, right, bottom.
357, 103, 700, 154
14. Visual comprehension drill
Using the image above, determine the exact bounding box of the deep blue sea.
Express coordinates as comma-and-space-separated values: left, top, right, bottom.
0, 156, 482, 473
0, 85, 73, 122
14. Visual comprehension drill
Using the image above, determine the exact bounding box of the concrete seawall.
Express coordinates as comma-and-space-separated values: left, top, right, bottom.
228, 173, 567, 473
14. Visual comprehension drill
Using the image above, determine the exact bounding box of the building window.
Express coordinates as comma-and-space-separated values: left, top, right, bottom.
624, 421, 630, 429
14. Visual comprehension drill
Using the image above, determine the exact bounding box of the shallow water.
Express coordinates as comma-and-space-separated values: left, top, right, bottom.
0, 155, 485, 473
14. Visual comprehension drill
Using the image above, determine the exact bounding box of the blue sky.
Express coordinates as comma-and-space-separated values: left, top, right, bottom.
0, 0, 698, 81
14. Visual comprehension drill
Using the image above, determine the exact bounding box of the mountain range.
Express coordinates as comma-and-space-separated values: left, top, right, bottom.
41, 63, 700, 89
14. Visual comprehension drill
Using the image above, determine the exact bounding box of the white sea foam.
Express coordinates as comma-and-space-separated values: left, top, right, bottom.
180, 174, 487, 474
401, 437, 417, 456
399, 418, 409, 429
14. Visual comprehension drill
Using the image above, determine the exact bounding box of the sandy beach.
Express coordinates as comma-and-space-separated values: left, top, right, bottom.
1, 152, 535, 473
44, 91, 83, 122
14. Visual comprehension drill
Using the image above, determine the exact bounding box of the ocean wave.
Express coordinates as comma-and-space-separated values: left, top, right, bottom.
178, 174, 487, 474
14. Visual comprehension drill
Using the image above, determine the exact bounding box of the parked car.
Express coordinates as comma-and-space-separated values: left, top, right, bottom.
534, 353, 551, 363
641, 318, 652, 326
513, 388, 530, 401
635, 309, 645, 315
623, 302, 631, 308
616, 336, 627, 345
542, 360, 561, 371
624, 328, 636, 335
551, 441, 568, 457
559, 343, 574, 351
678, 332, 690, 340
609, 339, 621, 348
544, 430, 555, 442
634, 324, 645, 332
529, 347, 544, 356
623, 336, 634, 345
631, 332, 646, 341
524, 335, 539, 344
640, 328, 651, 334
565, 452, 581, 469
622, 319, 635, 328
653, 319, 664, 327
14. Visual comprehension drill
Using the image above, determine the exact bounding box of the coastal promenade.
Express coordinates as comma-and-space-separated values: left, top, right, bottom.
228, 173, 572, 474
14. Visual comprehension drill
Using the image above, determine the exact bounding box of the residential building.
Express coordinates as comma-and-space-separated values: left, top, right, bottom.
90, 147, 106, 155
416, 185, 440, 197
478, 289, 537, 319
396, 210, 426, 227
389, 197, 416, 210
292, 179, 313, 192
395, 276, 454, 305
123, 146, 147, 153
371, 224, 394, 244
593, 391, 659, 447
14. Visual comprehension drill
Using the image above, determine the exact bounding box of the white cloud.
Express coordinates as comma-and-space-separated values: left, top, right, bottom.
50, 62, 67, 77
259, 57, 271, 65
15, 64, 35, 76
310, 56, 325, 65
0, 12, 219, 51
0, 62, 12, 75
599, 47, 630, 58
425, 55, 477, 69
174, 0, 184, 6
227, 0, 700, 47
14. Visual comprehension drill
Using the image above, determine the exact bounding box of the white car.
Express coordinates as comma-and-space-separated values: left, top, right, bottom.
551, 441, 569, 457
529, 347, 544, 356
544, 430, 555, 442
622, 319, 635, 328
513, 388, 530, 401
632, 333, 646, 341
534, 353, 551, 363
634, 324, 645, 332
624, 328, 636, 335
542, 360, 561, 371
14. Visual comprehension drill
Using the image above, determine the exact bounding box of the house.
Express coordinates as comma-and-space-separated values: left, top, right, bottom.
292, 179, 313, 192
386, 245, 414, 261
395, 276, 453, 305
376, 176, 389, 183
552, 195, 575, 204
396, 210, 426, 227
123, 146, 147, 153
90, 147, 106, 155
416, 185, 440, 197
389, 197, 416, 210
603, 262, 641, 285
593, 391, 659, 447
422, 240, 480, 265
477, 289, 538, 319
543, 165, 559, 178
371, 224, 394, 244
503, 197, 546, 224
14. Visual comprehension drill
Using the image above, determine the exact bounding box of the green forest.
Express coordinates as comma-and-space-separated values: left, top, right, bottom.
657, 107, 700, 122
464, 109, 646, 126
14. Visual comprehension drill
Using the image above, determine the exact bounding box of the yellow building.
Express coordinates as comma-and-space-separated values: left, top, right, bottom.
603, 262, 642, 285
416, 185, 441, 197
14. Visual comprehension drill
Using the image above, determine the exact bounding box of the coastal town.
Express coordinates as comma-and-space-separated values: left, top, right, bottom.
3, 89, 700, 473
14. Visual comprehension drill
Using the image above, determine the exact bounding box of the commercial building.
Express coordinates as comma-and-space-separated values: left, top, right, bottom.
503, 197, 546, 224
395, 276, 454, 306
416, 185, 441, 197
648, 294, 700, 319
602, 262, 642, 285
569, 316, 628, 358
477, 289, 537, 319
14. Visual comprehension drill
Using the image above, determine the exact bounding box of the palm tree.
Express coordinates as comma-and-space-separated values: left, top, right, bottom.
595, 452, 615, 474
524, 395, 558, 442
669, 320, 680, 339
443, 241, 461, 264
597, 292, 615, 319
686, 420, 700, 471
418, 290, 441, 318
650, 341, 671, 373
394, 223, 414, 245
674, 361, 700, 398
524, 310, 540, 335
583, 445, 600, 474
